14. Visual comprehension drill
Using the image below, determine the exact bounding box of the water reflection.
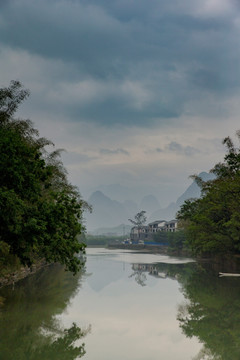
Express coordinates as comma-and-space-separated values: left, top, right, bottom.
129, 263, 170, 286
24, 323, 89, 360
0, 264, 90, 360
72, 249, 201, 360
1, 249, 240, 360
177, 263, 240, 360
129, 261, 197, 286
122, 256, 240, 359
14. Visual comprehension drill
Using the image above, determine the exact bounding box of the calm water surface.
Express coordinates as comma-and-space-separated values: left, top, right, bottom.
1, 248, 240, 359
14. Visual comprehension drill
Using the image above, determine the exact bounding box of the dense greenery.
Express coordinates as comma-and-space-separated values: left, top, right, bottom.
0, 81, 89, 274
83, 234, 126, 246
152, 230, 186, 251
177, 131, 240, 256
83, 235, 108, 246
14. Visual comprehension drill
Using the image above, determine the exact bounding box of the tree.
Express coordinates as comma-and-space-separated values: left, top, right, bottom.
0, 81, 90, 274
128, 211, 147, 239
177, 131, 240, 255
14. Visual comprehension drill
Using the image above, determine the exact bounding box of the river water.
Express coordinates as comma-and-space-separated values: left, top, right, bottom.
1, 247, 240, 359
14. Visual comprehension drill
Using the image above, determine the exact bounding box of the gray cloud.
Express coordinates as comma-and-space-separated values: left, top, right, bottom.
1, 0, 240, 210
166, 142, 200, 156
0, 0, 240, 126
147, 142, 200, 156
99, 148, 130, 156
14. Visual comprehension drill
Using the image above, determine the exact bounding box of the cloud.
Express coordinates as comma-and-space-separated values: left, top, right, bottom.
191, 0, 236, 17
0, 0, 240, 127
149, 142, 200, 157
1, 0, 240, 207
166, 142, 200, 156
99, 148, 130, 156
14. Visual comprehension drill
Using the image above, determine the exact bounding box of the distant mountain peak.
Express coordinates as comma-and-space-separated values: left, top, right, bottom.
176, 171, 215, 207
89, 190, 106, 199
86, 172, 215, 231
140, 194, 160, 214
86, 190, 130, 231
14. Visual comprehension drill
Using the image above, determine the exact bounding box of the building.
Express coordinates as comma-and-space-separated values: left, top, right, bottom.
164, 220, 178, 232
148, 220, 166, 233
130, 219, 178, 242
130, 225, 150, 241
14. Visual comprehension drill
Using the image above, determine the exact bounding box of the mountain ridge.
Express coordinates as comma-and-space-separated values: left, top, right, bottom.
85, 172, 215, 232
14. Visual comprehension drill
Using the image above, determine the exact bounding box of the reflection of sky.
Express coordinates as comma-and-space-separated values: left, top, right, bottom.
58, 248, 201, 360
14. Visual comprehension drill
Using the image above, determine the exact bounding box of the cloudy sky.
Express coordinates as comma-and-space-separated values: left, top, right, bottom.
1, 0, 240, 206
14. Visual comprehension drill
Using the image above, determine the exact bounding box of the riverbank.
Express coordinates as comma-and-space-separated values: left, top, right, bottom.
108, 243, 169, 253
196, 253, 240, 274
108, 244, 240, 274
0, 260, 50, 289
107, 243, 191, 256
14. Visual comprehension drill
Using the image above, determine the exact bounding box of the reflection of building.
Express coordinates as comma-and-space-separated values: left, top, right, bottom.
130, 219, 178, 242
132, 263, 167, 279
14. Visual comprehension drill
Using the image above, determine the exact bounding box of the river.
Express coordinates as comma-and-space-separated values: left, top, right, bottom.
1, 248, 240, 359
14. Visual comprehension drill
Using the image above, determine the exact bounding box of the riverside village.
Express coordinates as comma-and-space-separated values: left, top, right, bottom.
127, 219, 178, 244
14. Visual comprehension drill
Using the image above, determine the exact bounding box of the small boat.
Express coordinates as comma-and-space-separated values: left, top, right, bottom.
219, 272, 240, 277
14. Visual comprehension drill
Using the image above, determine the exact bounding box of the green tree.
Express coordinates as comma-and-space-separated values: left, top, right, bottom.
177, 131, 240, 256
0, 81, 89, 274
128, 210, 147, 239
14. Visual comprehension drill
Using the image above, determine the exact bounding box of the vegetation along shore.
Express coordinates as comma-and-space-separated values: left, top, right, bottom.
0, 81, 90, 283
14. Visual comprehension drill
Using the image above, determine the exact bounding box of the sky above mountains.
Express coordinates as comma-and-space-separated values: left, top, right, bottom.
1, 0, 240, 206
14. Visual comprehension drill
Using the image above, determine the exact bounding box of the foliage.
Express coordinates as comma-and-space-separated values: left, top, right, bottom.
168, 230, 186, 251
152, 231, 169, 244
152, 230, 186, 250
83, 235, 108, 246
128, 210, 147, 240
0, 81, 89, 274
83, 234, 126, 246
177, 131, 240, 256
128, 210, 147, 227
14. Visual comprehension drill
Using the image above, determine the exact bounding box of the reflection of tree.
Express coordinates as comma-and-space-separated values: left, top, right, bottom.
0, 264, 90, 360
129, 270, 147, 286
30, 322, 90, 360
177, 265, 240, 360
128, 260, 240, 359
